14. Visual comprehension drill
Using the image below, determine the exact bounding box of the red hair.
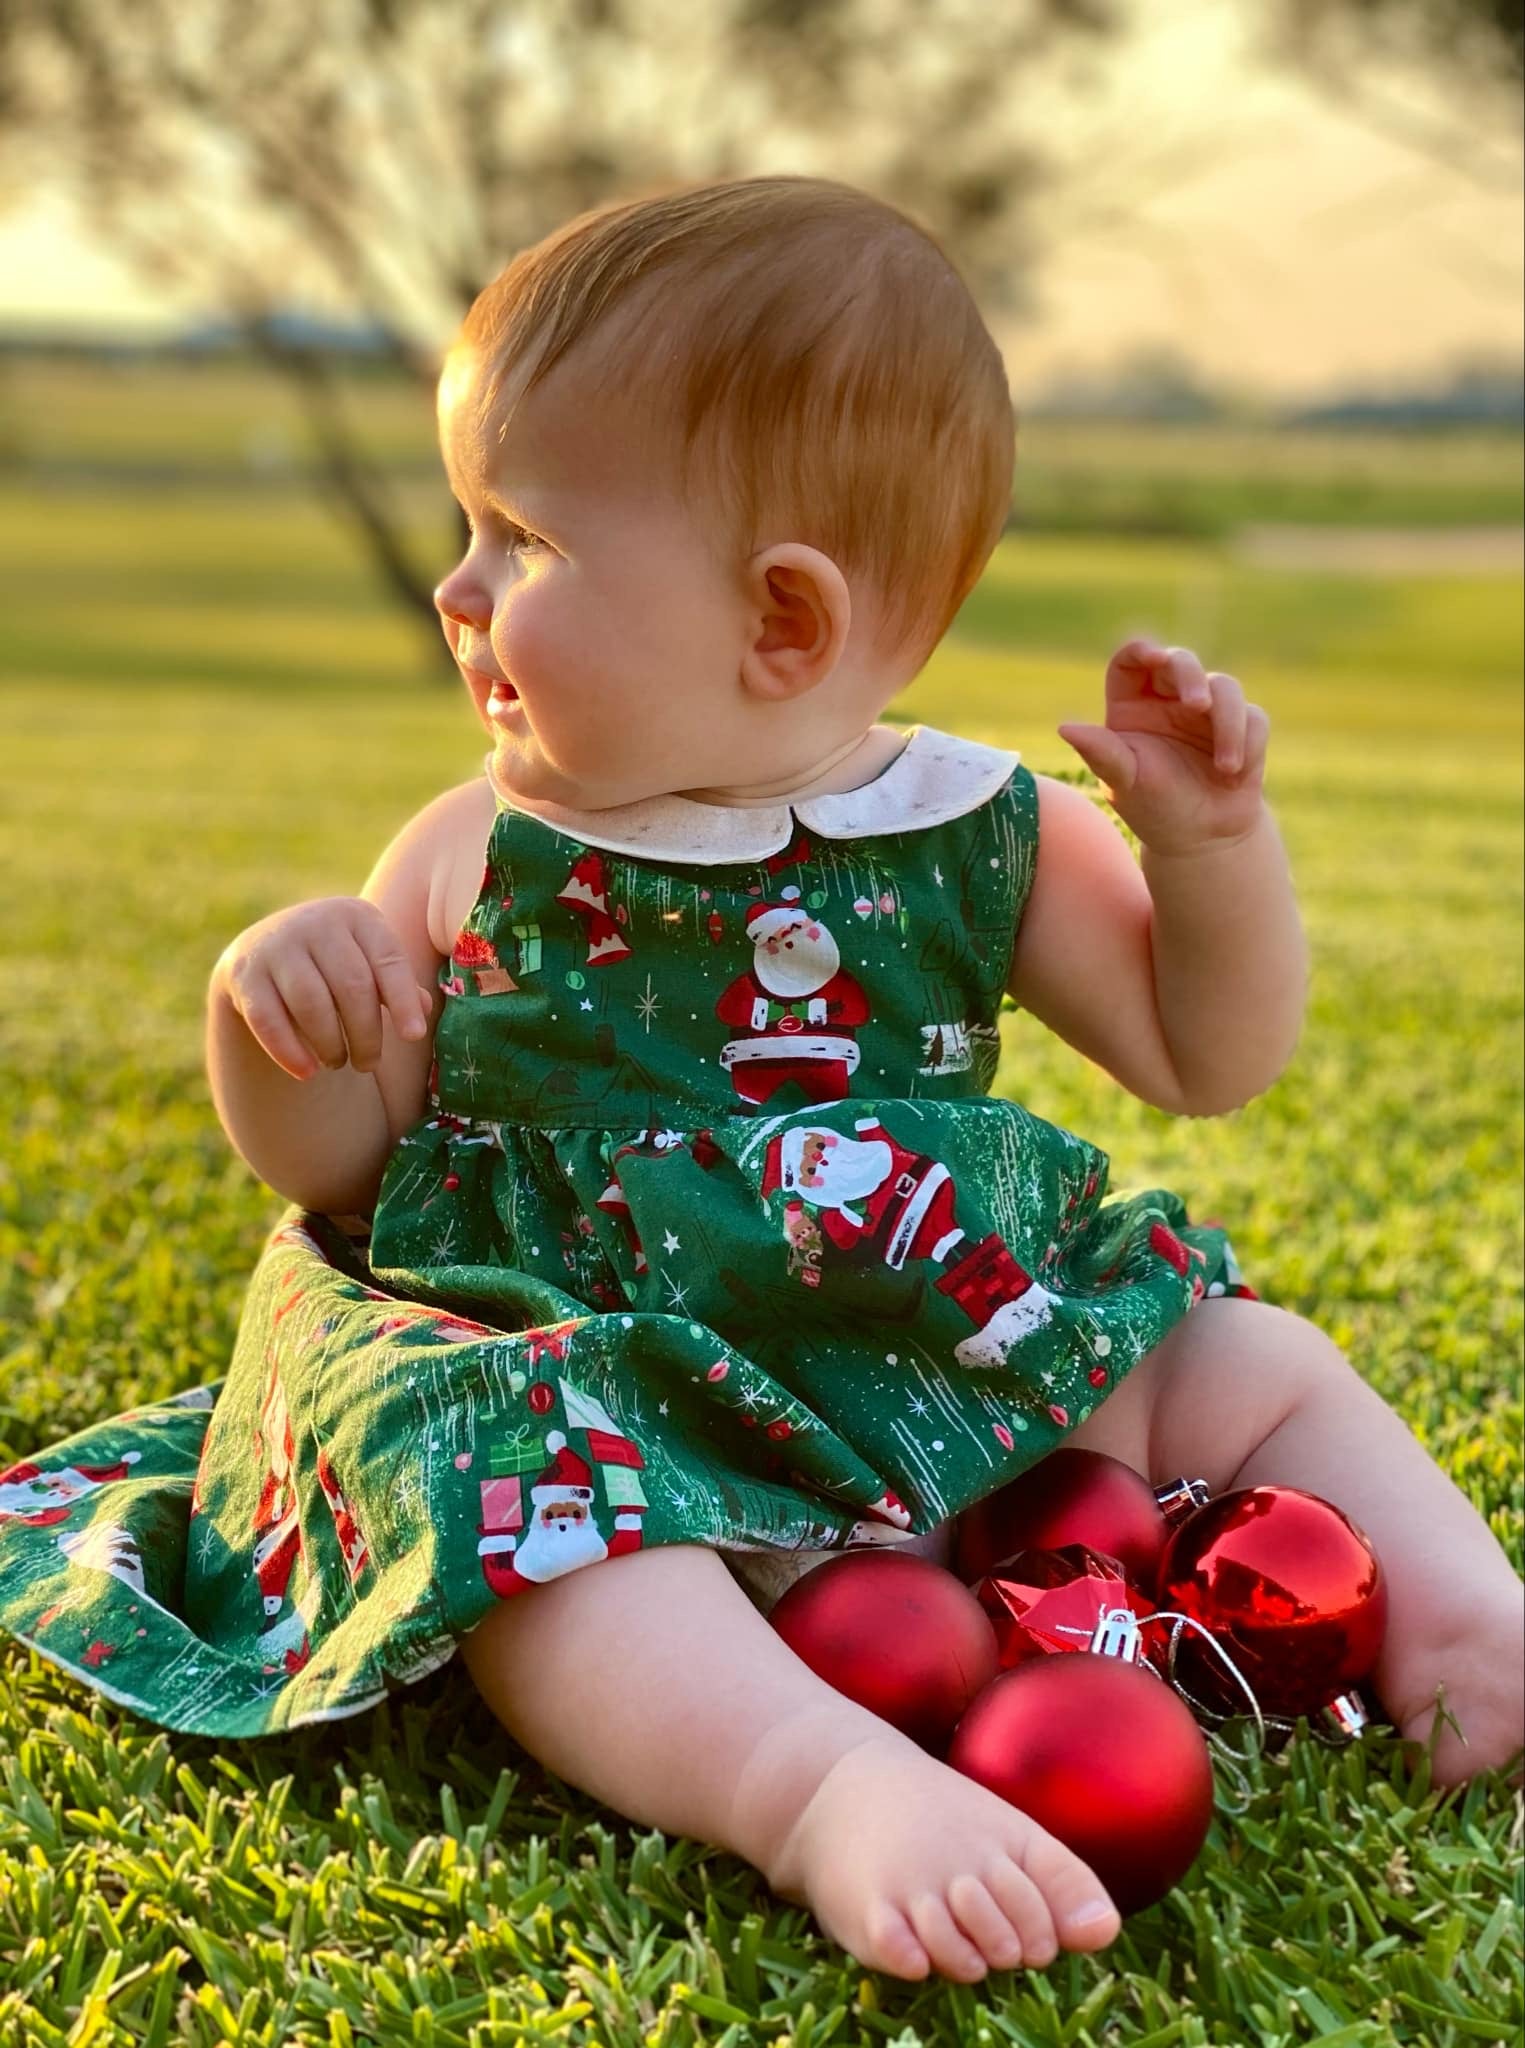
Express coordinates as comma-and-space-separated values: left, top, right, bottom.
447, 175, 1015, 671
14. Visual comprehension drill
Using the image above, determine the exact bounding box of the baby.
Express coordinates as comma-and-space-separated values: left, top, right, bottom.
8, 175, 1519, 1989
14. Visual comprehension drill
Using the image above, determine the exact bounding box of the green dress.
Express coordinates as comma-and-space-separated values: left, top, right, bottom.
0, 726, 1256, 1736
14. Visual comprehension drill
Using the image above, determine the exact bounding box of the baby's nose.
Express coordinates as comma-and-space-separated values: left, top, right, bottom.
433, 570, 490, 631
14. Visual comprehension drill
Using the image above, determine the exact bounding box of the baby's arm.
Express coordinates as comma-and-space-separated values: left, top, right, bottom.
1006, 774, 1306, 1117
206, 789, 455, 1217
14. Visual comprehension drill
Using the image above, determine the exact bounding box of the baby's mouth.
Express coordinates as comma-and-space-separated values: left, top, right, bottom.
462, 660, 519, 713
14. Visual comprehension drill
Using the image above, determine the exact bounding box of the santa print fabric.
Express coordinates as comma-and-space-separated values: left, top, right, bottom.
0, 730, 1257, 1736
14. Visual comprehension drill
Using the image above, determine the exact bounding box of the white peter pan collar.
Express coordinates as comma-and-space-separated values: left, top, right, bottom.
481, 724, 1020, 865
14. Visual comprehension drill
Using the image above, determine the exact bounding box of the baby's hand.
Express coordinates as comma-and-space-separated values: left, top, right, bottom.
1059, 640, 1270, 858
214, 898, 434, 1083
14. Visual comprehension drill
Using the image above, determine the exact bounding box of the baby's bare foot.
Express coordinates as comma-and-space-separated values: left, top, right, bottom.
1389, 1593, 1525, 1787
762, 1732, 1121, 1982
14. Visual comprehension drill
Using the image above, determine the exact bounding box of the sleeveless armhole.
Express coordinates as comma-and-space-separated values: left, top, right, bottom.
1008, 763, 1040, 918
440, 794, 520, 967
979, 762, 1039, 1008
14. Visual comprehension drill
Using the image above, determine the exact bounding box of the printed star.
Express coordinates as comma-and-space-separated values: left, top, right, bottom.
635, 976, 662, 1031
459, 1050, 482, 1094
738, 1384, 761, 1409
670, 1489, 692, 1514
428, 1220, 460, 1265
663, 1272, 692, 1313
932, 864, 944, 886
907, 1395, 931, 1417
661, 1230, 682, 1254
658, 1399, 669, 1416
194, 1521, 219, 1567
579, 999, 594, 1011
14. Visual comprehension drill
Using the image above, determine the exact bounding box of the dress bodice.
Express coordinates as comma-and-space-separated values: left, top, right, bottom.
426, 725, 1038, 1129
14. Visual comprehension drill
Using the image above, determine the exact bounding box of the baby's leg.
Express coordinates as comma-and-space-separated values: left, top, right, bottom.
1067, 1299, 1524, 1782
458, 1542, 1121, 1982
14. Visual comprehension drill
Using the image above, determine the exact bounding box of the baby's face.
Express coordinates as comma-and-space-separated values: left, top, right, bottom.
435, 349, 764, 811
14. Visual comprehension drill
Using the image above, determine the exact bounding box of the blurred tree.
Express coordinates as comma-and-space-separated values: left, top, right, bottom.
1261, 0, 1522, 184
0, 0, 1120, 661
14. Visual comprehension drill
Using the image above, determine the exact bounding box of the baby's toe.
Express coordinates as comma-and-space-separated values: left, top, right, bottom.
858, 1901, 931, 1981
947, 1873, 1025, 1970
907, 1892, 990, 1982
984, 1855, 1060, 1967
1010, 1822, 1120, 1951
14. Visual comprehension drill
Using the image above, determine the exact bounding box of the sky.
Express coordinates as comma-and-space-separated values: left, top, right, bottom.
0, 0, 1518, 402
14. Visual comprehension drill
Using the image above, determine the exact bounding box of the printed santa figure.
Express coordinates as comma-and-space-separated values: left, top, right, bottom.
250, 1363, 318, 1672
762, 1118, 967, 1270
56, 1521, 153, 1604
716, 889, 869, 1105
0, 1452, 142, 1527
935, 1231, 1061, 1368
851, 1488, 914, 1538
476, 1383, 648, 1597
762, 1116, 1062, 1367
315, 1445, 371, 1587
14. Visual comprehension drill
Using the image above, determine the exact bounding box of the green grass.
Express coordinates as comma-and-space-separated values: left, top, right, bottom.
0, 464, 1521, 2044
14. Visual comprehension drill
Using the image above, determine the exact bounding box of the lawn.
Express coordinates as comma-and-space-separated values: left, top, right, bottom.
0, 447, 1521, 2044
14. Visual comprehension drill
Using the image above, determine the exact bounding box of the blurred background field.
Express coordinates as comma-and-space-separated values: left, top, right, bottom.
0, 0, 1521, 2041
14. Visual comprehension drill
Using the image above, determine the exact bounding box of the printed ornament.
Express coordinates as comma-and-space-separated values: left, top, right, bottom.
769, 1551, 999, 1754
948, 1654, 1215, 1916
974, 1543, 1157, 1670
556, 852, 632, 967
1156, 1484, 1388, 1722
954, 1448, 1178, 1592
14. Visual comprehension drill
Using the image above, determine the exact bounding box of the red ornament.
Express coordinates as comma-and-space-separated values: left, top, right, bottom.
770, 1552, 999, 1753
1156, 1484, 1387, 1720
947, 1655, 1215, 1916
955, 1449, 1169, 1593
526, 1383, 555, 1416
976, 1545, 1156, 1669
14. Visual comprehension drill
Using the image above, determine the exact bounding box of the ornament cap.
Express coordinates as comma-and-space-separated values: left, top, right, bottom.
1088, 1605, 1150, 1665
1322, 1690, 1371, 1742
1154, 1475, 1211, 1525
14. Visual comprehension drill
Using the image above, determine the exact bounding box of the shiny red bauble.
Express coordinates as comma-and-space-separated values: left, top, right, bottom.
947, 1654, 1215, 1916
955, 1448, 1170, 1591
770, 1551, 1000, 1752
1157, 1484, 1388, 1720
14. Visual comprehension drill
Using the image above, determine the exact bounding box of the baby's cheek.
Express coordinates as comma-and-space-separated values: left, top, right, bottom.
492, 588, 563, 695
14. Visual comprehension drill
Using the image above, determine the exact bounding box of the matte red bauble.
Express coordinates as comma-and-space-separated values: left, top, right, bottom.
955, 1449, 1170, 1591
976, 1544, 1157, 1669
1157, 1485, 1388, 1720
770, 1552, 1000, 1752
948, 1655, 1214, 1916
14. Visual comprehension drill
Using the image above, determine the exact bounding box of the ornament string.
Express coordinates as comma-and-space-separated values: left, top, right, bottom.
1057, 1605, 1370, 1810
1156, 1615, 1369, 1753
1056, 1606, 1269, 1744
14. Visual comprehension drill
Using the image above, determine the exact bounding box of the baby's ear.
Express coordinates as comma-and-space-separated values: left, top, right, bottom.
739, 544, 851, 701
